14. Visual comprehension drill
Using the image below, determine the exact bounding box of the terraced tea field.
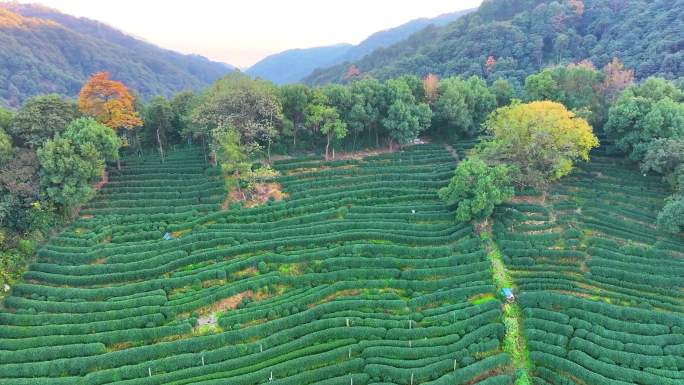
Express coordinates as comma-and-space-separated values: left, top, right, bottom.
494, 156, 684, 385
2, 145, 683, 384
0, 145, 515, 385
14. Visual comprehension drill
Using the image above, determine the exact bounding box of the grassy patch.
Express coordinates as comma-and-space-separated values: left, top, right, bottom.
482, 230, 533, 384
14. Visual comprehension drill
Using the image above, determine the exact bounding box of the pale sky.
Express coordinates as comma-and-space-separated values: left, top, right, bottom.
16, 0, 482, 68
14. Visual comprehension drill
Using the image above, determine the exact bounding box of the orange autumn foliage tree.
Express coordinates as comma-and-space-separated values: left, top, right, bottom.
601, 57, 634, 102
343, 65, 361, 80
78, 72, 142, 134
568, 0, 585, 17
485, 56, 497, 75
78, 72, 142, 169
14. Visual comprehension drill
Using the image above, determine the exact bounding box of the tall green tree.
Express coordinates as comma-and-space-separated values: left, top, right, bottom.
439, 157, 514, 223
170, 91, 200, 143
640, 138, 684, 189
212, 126, 251, 197
604, 77, 684, 161
0, 128, 12, 165
37, 119, 119, 209
431, 76, 496, 138
349, 77, 386, 149
491, 78, 515, 107
279, 84, 311, 148
0, 107, 12, 134
63, 118, 120, 163
144, 96, 174, 162
524, 64, 605, 126
10, 94, 80, 148
657, 195, 684, 234
382, 78, 431, 150
192, 72, 282, 154
306, 102, 347, 160
0, 149, 40, 232
170, 91, 210, 160
38, 137, 101, 208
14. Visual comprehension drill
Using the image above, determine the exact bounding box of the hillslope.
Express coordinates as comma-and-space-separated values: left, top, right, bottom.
0, 144, 683, 384
304, 0, 684, 85
0, 3, 233, 107
247, 9, 474, 85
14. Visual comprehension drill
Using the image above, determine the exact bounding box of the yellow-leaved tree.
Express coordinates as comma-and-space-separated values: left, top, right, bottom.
478, 100, 599, 188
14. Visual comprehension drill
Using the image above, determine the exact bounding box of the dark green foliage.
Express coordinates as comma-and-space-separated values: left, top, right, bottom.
0, 3, 232, 108
431, 76, 496, 138
305, 0, 684, 85
9, 94, 80, 148
605, 77, 684, 162
439, 158, 514, 222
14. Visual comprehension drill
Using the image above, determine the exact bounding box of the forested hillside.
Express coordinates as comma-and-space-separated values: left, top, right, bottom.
247, 9, 473, 84
0, 3, 233, 107
305, 0, 684, 85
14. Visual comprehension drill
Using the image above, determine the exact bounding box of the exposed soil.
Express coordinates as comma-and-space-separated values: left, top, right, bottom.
330, 147, 393, 160
511, 195, 546, 204
224, 183, 287, 209
93, 171, 108, 190
233, 266, 258, 279
245, 183, 287, 208
196, 290, 253, 326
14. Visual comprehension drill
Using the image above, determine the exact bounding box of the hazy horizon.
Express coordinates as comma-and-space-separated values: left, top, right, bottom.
11, 0, 483, 68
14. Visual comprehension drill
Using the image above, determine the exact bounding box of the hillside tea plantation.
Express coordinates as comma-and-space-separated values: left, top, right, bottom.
1, 144, 683, 384
0, 145, 517, 385
494, 155, 684, 385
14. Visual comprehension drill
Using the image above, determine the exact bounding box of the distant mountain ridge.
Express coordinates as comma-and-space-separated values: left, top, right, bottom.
246, 44, 354, 85
304, 0, 684, 85
246, 8, 475, 85
0, 2, 234, 107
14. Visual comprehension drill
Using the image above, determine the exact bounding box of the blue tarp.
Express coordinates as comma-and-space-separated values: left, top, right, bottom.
502, 288, 514, 298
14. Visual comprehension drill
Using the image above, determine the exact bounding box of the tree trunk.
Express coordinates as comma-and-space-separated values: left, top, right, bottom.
117, 158, 121, 170
202, 135, 208, 163
234, 171, 245, 201
325, 133, 331, 161
267, 140, 272, 163
156, 125, 165, 163
293, 121, 297, 149
388, 138, 395, 152
352, 130, 358, 152
375, 130, 379, 148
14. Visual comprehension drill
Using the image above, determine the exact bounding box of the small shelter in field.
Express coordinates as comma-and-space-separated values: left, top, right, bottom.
163, 232, 173, 241
502, 288, 515, 303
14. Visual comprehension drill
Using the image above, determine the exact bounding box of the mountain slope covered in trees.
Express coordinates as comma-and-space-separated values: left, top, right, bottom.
304, 0, 684, 85
0, 3, 234, 107
247, 9, 474, 84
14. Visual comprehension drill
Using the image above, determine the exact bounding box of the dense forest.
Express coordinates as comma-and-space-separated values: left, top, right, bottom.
304, 0, 684, 86
0, 3, 233, 108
